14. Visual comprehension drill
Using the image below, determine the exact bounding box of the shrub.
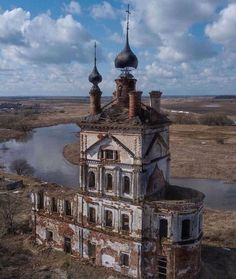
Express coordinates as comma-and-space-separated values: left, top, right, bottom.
169, 112, 199, 124
199, 113, 234, 126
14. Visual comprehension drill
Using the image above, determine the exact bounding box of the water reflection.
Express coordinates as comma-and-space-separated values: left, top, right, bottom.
0, 124, 80, 187
170, 178, 236, 210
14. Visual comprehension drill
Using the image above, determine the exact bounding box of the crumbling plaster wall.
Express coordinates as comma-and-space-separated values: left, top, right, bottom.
78, 194, 142, 239
35, 213, 142, 278
142, 203, 203, 242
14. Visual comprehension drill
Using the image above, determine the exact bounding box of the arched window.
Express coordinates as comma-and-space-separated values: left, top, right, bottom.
121, 214, 130, 231
88, 171, 95, 189
123, 176, 130, 194
106, 173, 113, 191
182, 219, 191, 239
159, 219, 168, 239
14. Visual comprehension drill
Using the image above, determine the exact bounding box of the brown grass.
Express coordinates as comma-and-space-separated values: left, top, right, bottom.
170, 124, 236, 182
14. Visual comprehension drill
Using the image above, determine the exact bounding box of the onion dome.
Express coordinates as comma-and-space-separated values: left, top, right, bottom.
114, 5, 138, 69
89, 42, 102, 86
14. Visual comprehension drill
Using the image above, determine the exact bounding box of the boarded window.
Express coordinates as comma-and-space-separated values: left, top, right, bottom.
65, 200, 72, 216
51, 197, 57, 212
120, 253, 129, 267
88, 171, 95, 189
88, 241, 96, 258
105, 210, 113, 227
159, 219, 168, 239
46, 230, 53, 241
106, 173, 113, 191
89, 207, 96, 223
38, 191, 44, 209
123, 176, 130, 194
182, 219, 191, 239
121, 214, 130, 231
158, 256, 167, 279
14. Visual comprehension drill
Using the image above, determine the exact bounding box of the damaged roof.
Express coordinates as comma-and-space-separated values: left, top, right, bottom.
78, 101, 170, 129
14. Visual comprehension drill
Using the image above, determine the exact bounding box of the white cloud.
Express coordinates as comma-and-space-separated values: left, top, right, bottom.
110, 32, 122, 43
122, 0, 223, 62
0, 7, 106, 96
0, 9, 96, 64
206, 3, 236, 50
0, 8, 30, 45
63, 1, 81, 15
91, 1, 116, 19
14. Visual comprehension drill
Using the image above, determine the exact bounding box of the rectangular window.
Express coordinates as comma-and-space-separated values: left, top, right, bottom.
120, 253, 129, 267
46, 230, 53, 242
38, 191, 44, 209
158, 256, 167, 279
51, 197, 57, 212
64, 237, 72, 254
121, 214, 130, 231
159, 219, 168, 239
65, 200, 72, 216
88, 241, 96, 259
101, 150, 118, 160
89, 207, 96, 223
182, 219, 191, 239
105, 210, 113, 227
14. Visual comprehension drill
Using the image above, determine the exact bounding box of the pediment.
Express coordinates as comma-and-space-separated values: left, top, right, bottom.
145, 132, 168, 157
86, 134, 135, 158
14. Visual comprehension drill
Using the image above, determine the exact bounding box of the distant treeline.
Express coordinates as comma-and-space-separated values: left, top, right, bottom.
214, 95, 236, 99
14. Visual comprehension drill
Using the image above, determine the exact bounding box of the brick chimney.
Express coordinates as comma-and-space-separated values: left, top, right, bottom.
114, 76, 137, 106
128, 91, 142, 119
149, 91, 162, 113
89, 86, 102, 115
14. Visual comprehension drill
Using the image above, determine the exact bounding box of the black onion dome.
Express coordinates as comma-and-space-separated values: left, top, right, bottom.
89, 65, 102, 85
115, 35, 138, 69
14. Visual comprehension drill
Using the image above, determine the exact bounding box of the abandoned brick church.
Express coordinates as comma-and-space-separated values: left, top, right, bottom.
31, 7, 204, 279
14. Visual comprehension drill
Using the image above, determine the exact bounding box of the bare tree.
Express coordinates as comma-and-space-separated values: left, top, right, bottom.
0, 193, 19, 234
10, 159, 34, 176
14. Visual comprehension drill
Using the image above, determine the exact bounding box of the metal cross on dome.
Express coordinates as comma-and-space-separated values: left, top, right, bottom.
126, 4, 131, 32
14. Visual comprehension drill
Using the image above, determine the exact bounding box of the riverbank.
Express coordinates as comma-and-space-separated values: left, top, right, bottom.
0, 171, 236, 279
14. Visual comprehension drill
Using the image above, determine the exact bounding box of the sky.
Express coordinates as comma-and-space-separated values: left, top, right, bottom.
0, 0, 236, 96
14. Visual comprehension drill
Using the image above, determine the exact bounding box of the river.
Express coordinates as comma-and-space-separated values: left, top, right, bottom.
0, 124, 235, 210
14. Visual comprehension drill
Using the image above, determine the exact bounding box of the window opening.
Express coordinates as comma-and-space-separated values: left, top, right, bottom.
159, 219, 168, 239
182, 219, 191, 239
88, 172, 95, 189
65, 200, 72, 216
121, 214, 130, 231
105, 210, 113, 227
158, 256, 167, 279
120, 253, 129, 267
89, 207, 96, 223
64, 237, 72, 253
123, 176, 130, 194
106, 173, 113, 191
51, 197, 57, 212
